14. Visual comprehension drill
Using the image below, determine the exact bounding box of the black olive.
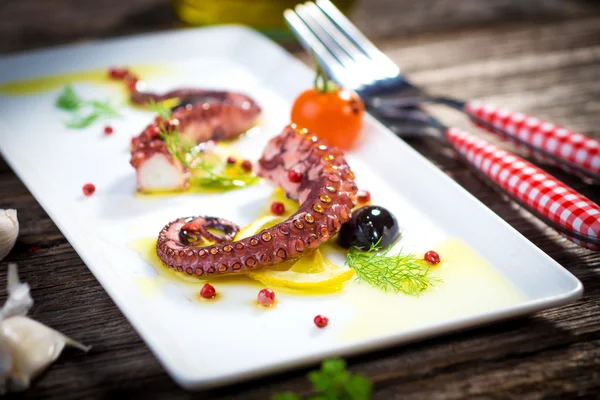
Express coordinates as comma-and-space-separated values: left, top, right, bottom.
337, 206, 400, 250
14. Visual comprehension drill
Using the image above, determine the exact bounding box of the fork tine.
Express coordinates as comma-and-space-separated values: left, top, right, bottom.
284, 8, 363, 90
300, 2, 382, 89
296, 1, 367, 60
295, 2, 351, 65
315, 0, 399, 78
283, 9, 337, 75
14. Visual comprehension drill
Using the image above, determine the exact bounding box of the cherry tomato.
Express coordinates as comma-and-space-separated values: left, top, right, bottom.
291, 78, 364, 150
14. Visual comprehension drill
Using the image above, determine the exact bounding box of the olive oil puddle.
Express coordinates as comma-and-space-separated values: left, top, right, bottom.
126, 187, 526, 340
0, 65, 172, 96
337, 238, 528, 342
127, 234, 527, 339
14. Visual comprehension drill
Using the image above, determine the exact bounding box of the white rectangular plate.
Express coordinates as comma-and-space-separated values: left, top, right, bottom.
0, 26, 583, 390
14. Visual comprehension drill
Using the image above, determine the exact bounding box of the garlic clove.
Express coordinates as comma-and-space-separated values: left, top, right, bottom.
0, 209, 18, 261
0, 316, 91, 391
0, 263, 90, 393
0, 263, 33, 320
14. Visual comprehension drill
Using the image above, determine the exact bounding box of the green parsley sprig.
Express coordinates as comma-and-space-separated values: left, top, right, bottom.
55, 85, 121, 128
147, 101, 259, 190
345, 240, 440, 296
272, 358, 372, 400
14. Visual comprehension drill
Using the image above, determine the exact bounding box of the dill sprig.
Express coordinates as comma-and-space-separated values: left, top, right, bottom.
345, 241, 440, 296
165, 129, 259, 189
148, 101, 259, 190
55, 85, 121, 128
146, 99, 172, 120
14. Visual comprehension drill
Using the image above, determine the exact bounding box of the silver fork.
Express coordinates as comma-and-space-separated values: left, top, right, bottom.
284, 0, 600, 250
285, 0, 600, 184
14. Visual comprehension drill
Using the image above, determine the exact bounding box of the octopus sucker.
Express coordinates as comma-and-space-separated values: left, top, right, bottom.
129, 89, 261, 193
156, 125, 358, 276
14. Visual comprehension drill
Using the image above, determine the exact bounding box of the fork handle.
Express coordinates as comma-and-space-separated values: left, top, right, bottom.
464, 101, 600, 182
445, 127, 600, 250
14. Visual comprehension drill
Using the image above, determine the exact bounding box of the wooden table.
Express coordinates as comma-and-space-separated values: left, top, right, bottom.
1, 0, 600, 398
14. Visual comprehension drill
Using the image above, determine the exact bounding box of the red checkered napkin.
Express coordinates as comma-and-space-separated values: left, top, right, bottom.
465, 101, 600, 180
446, 127, 600, 250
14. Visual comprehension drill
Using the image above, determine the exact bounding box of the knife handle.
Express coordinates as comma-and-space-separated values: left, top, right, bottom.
464, 101, 600, 182
445, 127, 600, 251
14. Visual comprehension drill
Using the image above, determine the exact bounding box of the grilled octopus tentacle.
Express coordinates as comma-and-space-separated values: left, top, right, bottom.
156, 124, 359, 276
129, 89, 261, 192
178, 216, 240, 246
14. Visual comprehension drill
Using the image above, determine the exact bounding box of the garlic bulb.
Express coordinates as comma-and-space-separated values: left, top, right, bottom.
0, 209, 18, 261
0, 263, 90, 394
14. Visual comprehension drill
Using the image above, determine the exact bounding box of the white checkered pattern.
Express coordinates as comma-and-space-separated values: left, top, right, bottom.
466, 101, 600, 180
446, 127, 600, 250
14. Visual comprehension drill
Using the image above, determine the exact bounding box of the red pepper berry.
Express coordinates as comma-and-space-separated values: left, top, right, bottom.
131, 137, 139, 148
200, 283, 216, 299
424, 250, 441, 265
288, 169, 303, 183
108, 67, 129, 80
357, 190, 371, 204
270, 202, 285, 216
226, 156, 237, 165
166, 119, 179, 130
148, 126, 161, 138
181, 222, 200, 232
82, 183, 96, 196
125, 77, 139, 92
104, 125, 114, 135
314, 315, 329, 328
257, 288, 275, 306
180, 222, 200, 243
241, 159, 253, 172
28, 246, 42, 253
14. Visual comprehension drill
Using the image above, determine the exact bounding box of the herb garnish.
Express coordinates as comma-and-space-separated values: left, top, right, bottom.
345, 240, 440, 296
148, 101, 260, 190
147, 99, 172, 120
55, 85, 121, 128
272, 358, 372, 400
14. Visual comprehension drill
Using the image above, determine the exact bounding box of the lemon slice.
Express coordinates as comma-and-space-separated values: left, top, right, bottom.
246, 250, 354, 290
